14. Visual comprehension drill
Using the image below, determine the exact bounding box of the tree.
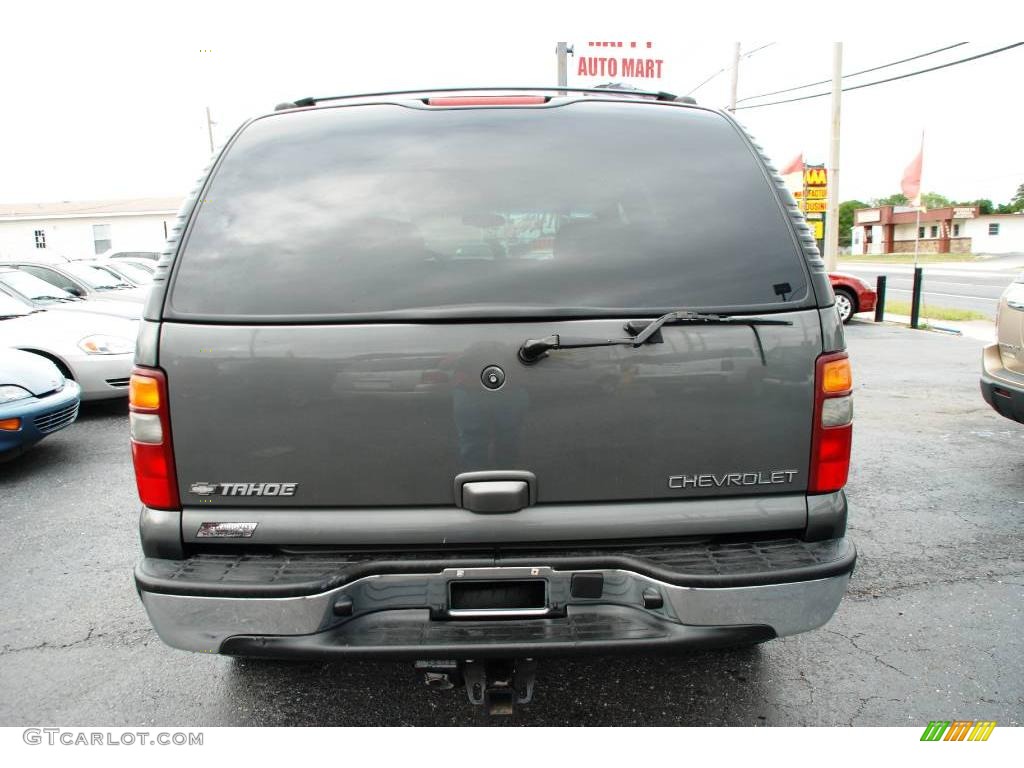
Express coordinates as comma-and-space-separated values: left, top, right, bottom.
1009, 183, 1024, 212
960, 198, 995, 215
920, 191, 952, 209
870, 191, 950, 209
838, 199, 867, 247
871, 192, 908, 206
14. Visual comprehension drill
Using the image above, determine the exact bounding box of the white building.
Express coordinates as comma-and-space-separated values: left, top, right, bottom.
852, 204, 1024, 256
0, 198, 181, 261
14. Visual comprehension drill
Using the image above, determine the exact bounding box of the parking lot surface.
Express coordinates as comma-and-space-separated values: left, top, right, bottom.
1, 321, 1022, 726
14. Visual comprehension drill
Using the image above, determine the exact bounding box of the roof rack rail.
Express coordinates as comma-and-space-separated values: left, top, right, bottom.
273, 86, 697, 111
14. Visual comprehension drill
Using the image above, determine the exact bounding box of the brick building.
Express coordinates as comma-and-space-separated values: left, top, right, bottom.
851, 204, 1024, 256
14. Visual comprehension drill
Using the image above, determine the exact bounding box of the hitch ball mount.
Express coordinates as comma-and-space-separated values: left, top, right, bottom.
414, 658, 538, 716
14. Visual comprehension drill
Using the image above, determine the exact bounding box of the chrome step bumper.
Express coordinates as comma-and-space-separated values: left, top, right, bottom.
137, 541, 855, 656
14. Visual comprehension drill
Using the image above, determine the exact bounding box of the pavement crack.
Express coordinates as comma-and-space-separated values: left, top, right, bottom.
0, 626, 102, 656
846, 571, 1024, 600
849, 695, 905, 726
826, 629, 910, 678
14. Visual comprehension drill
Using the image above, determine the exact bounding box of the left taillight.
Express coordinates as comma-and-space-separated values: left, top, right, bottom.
809, 352, 853, 494
129, 367, 180, 510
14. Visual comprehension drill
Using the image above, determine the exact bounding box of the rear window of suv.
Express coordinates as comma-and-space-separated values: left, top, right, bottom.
169, 101, 809, 320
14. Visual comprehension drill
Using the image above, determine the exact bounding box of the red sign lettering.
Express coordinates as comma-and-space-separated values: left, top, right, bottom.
575, 41, 665, 81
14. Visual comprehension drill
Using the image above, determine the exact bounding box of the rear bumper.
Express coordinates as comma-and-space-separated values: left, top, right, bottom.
981, 344, 1024, 423
136, 537, 856, 657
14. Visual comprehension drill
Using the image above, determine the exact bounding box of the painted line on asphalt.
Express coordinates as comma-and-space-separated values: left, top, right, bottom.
887, 287, 998, 302
839, 266, 1019, 280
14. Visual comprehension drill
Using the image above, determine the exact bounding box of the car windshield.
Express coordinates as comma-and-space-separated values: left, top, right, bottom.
0, 270, 76, 302
62, 262, 133, 290
112, 262, 153, 284
171, 102, 810, 319
0, 290, 35, 318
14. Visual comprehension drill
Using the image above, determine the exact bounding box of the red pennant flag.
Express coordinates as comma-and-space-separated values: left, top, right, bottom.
780, 153, 804, 176
901, 146, 923, 207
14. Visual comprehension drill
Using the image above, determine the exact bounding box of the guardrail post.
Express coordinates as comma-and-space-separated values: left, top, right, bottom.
910, 267, 923, 329
874, 275, 886, 322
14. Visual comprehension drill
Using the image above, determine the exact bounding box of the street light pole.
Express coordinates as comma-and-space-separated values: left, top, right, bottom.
823, 42, 842, 272
556, 42, 573, 94
728, 42, 741, 111
205, 106, 216, 155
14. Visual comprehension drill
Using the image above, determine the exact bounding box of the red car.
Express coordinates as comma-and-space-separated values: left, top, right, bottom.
829, 272, 877, 324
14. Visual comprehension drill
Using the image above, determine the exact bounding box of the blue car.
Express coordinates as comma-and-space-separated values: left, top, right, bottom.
0, 347, 81, 460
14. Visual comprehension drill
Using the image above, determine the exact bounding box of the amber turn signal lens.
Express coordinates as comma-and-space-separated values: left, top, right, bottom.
0, 417, 21, 431
129, 374, 160, 409
821, 358, 852, 393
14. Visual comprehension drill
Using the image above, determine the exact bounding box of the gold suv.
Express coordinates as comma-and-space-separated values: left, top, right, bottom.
982, 277, 1024, 423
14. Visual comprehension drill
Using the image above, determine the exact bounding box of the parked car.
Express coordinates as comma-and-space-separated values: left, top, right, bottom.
86, 259, 154, 287
114, 258, 156, 275
829, 272, 877, 324
0, 267, 141, 319
104, 251, 160, 262
0, 347, 81, 460
0, 260, 149, 304
981, 276, 1024, 422
132, 88, 856, 713
0, 290, 136, 399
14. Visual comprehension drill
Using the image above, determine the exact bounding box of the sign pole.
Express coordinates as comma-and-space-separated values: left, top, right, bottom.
556, 42, 571, 94
823, 43, 842, 272
728, 42, 740, 111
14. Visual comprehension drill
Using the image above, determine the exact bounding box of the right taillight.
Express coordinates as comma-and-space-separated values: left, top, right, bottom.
809, 352, 853, 494
129, 367, 180, 510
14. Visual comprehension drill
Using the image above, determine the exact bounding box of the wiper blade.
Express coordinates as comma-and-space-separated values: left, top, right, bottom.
625, 310, 792, 345
518, 310, 792, 364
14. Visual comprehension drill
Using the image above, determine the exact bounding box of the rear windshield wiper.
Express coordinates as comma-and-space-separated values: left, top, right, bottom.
517, 310, 792, 365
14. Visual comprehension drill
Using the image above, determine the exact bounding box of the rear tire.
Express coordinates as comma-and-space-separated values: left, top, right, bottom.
834, 288, 856, 324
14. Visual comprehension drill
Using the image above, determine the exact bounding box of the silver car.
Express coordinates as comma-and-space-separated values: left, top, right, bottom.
0, 267, 141, 319
0, 290, 136, 400
87, 259, 154, 287
0, 260, 149, 305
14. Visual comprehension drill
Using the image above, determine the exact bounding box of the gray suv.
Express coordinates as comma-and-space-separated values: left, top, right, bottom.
131, 88, 856, 712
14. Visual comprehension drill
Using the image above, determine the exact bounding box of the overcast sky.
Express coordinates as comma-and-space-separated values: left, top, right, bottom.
3, 2, 1022, 206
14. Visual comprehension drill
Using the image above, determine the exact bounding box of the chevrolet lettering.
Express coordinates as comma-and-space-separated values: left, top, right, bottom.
668, 470, 799, 489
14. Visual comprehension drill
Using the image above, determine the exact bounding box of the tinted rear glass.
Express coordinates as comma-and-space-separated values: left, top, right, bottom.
170, 102, 808, 319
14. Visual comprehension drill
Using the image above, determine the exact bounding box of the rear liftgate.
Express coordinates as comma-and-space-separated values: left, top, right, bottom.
414, 566, 554, 715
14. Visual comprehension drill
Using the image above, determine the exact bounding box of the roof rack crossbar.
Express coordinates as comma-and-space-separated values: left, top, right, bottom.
275, 86, 695, 111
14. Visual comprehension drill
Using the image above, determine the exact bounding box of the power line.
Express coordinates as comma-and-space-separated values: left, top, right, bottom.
735, 42, 968, 104
734, 43, 1024, 110
685, 42, 775, 96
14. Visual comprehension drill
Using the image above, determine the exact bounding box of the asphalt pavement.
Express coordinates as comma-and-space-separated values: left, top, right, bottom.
837, 258, 1020, 320
1, 321, 1022, 726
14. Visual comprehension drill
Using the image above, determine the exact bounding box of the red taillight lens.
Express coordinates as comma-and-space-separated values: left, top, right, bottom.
426, 95, 547, 106
129, 367, 179, 510
809, 351, 853, 494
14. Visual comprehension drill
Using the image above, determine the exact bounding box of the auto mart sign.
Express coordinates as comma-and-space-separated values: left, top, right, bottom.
576, 40, 665, 82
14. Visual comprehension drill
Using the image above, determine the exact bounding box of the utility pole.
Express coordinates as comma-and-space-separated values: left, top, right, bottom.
728, 42, 741, 111
205, 106, 216, 155
556, 42, 573, 93
823, 42, 842, 272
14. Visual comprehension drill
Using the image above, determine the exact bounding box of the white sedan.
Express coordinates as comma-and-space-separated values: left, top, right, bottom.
0, 290, 136, 400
